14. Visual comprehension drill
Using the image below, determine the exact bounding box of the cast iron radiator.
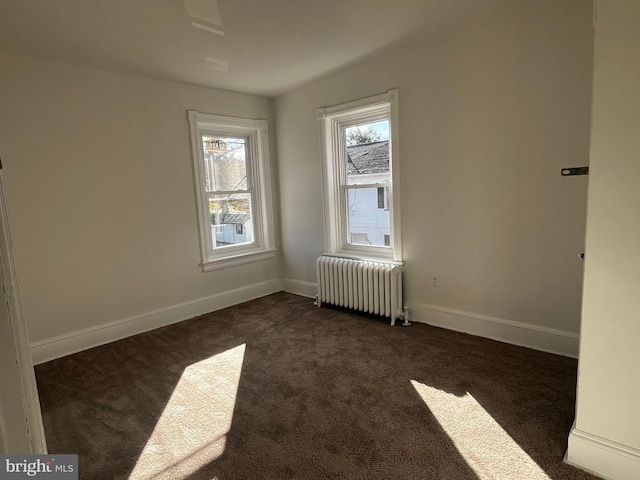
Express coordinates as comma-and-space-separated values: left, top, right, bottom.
315, 255, 408, 326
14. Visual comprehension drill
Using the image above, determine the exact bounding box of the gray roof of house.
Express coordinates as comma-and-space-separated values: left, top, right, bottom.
211, 213, 250, 225
346, 140, 389, 175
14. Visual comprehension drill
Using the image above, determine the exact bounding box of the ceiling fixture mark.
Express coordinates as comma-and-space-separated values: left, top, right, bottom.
183, 0, 223, 26
205, 57, 228, 72
192, 22, 225, 36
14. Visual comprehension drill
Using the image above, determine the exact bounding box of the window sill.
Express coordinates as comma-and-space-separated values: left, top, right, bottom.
202, 248, 277, 272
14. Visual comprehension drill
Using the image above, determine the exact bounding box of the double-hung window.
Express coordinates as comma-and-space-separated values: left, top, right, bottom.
318, 90, 402, 262
188, 111, 275, 271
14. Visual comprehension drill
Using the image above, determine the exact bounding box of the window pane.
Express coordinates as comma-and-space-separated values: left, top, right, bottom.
209, 193, 254, 247
345, 120, 389, 184
202, 136, 248, 192
346, 187, 390, 247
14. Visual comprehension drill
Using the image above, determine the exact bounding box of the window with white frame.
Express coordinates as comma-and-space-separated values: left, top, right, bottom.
318, 90, 402, 262
188, 111, 276, 271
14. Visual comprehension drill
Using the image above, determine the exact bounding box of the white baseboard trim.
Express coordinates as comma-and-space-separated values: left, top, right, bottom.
566, 427, 640, 480
30, 279, 283, 365
409, 303, 579, 358
282, 278, 317, 298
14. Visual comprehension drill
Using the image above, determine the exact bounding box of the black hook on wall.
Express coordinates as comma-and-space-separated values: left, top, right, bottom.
561, 166, 589, 176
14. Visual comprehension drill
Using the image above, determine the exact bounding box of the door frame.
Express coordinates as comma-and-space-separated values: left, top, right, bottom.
0, 165, 47, 453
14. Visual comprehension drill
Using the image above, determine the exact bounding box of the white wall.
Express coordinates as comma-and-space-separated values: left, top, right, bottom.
567, 1, 640, 478
0, 52, 281, 355
276, 1, 593, 346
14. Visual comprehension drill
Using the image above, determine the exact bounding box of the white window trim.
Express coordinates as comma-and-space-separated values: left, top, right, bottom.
188, 111, 276, 271
317, 90, 402, 263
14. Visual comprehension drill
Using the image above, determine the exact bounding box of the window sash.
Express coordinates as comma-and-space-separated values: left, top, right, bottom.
207, 191, 256, 250
340, 183, 389, 190
338, 122, 393, 253
201, 133, 252, 193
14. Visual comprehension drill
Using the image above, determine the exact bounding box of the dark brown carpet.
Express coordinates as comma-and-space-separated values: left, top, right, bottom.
36, 292, 598, 479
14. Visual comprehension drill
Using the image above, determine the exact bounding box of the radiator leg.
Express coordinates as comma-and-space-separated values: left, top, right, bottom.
400, 307, 411, 327
314, 295, 321, 307
390, 308, 410, 326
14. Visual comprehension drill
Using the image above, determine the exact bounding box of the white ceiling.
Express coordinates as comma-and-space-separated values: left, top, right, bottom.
0, 0, 504, 97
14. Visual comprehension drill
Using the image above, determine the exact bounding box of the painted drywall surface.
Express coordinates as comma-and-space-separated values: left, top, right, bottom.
574, 0, 640, 449
0, 53, 280, 342
276, 0, 593, 333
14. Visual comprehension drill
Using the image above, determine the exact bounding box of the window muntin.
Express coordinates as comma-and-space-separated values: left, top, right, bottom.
189, 112, 275, 271
318, 90, 402, 262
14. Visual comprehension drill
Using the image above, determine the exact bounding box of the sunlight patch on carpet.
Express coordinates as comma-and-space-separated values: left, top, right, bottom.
411, 380, 551, 480
130, 344, 246, 479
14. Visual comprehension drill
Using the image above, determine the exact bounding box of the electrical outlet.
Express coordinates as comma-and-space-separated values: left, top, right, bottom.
431, 275, 440, 287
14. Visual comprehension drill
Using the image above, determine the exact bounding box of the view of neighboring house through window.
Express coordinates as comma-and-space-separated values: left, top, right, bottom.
318, 90, 402, 262
189, 111, 276, 271
345, 121, 390, 247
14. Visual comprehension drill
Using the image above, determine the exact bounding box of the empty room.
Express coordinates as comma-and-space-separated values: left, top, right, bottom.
0, 0, 638, 479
